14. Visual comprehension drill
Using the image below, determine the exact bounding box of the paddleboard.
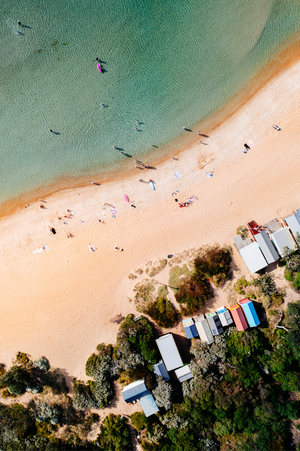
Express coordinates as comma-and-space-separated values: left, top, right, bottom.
97, 63, 102, 72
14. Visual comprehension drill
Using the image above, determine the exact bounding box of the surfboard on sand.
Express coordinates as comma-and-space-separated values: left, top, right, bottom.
124, 194, 129, 202
149, 181, 155, 190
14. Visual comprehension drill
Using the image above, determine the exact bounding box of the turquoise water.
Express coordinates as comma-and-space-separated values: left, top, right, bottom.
1, 0, 300, 206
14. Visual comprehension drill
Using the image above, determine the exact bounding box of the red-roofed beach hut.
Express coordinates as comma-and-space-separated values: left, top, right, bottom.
228, 304, 248, 331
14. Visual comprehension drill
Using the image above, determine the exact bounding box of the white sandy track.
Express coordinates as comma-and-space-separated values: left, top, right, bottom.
1, 54, 300, 396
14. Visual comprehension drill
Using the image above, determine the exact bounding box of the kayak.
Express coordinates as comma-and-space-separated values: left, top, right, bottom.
124, 194, 129, 202
97, 63, 102, 72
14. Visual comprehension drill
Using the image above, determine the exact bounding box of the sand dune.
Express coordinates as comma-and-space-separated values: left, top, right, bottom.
1, 48, 300, 397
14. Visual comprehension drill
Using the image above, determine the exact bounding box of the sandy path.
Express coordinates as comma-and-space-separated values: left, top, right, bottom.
1, 49, 300, 390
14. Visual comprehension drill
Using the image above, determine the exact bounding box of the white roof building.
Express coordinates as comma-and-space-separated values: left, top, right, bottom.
270, 227, 298, 257
175, 365, 193, 383
216, 306, 233, 327
155, 333, 183, 371
284, 211, 300, 242
194, 314, 214, 344
239, 241, 268, 273
254, 230, 279, 264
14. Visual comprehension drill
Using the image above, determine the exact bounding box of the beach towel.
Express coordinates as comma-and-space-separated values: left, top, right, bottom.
110, 207, 116, 214
88, 245, 95, 252
206, 172, 213, 178
33, 245, 49, 254
188, 196, 198, 202
174, 171, 182, 179
247, 139, 254, 147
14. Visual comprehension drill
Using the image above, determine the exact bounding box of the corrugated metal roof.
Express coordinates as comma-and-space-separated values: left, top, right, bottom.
139, 394, 159, 417
182, 318, 198, 339
155, 333, 183, 371
122, 380, 149, 403
284, 212, 300, 241
239, 298, 260, 327
175, 365, 193, 383
239, 241, 268, 273
216, 306, 233, 327
228, 304, 248, 331
194, 315, 214, 344
255, 230, 279, 264
153, 360, 170, 381
271, 227, 297, 257
205, 312, 224, 336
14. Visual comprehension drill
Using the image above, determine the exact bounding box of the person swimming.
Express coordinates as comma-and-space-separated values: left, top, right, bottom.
17, 20, 21, 25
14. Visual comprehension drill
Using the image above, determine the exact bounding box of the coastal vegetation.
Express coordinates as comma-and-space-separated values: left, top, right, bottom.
3, 247, 300, 449
283, 241, 300, 290
1, 295, 300, 449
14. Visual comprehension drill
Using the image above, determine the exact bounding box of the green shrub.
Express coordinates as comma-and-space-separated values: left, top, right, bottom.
194, 246, 232, 286
236, 226, 248, 239
284, 269, 294, 282
72, 379, 98, 410
146, 297, 179, 328
131, 411, 148, 430
14, 352, 30, 367
293, 272, 300, 290
234, 277, 250, 295
33, 357, 50, 372
97, 414, 130, 451
117, 314, 158, 366
175, 274, 212, 315
0, 365, 30, 395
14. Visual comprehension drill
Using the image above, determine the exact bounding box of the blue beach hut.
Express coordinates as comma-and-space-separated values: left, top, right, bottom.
239, 298, 260, 327
182, 318, 198, 339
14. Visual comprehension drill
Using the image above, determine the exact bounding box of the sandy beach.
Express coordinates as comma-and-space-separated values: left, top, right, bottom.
2, 42, 300, 416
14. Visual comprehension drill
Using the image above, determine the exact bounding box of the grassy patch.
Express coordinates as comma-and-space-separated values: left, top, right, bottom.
148, 260, 168, 277
157, 285, 168, 299
168, 265, 192, 293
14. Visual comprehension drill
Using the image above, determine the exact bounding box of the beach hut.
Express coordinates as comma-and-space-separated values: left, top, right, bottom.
239, 298, 260, 327
254, 230, 279, 264
239, 241, 268, 273
270, 227, 297, 257
232, 235, 252, 251
193, 314, 214, 344
182, 318, 199, 339
153, 360, 170, 381
139, 394, 159, 417
205, 312, 224, 336
216, 306, 233, 327
284, 211, 300, 242
155, 333, 183, 371
122, 379, 150, 403
228, 304, 248, 331
175, 365, 193, 383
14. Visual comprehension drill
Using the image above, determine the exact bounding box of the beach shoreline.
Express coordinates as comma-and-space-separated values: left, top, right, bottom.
1, 39, 300, 220
2, 39, 300, 394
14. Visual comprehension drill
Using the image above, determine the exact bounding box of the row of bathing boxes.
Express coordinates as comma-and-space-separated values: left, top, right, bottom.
182, 298, 260, 344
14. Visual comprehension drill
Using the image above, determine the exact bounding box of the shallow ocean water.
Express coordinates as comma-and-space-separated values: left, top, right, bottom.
1, 0, 300, 205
